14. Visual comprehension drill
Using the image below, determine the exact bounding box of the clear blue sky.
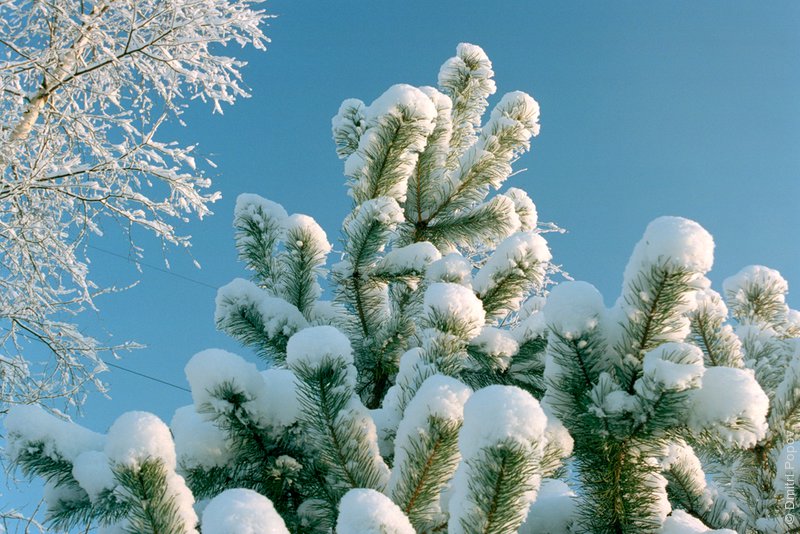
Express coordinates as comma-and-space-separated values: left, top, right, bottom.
6, 0, 800, 517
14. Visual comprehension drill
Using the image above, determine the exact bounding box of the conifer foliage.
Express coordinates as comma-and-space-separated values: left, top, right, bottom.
6, 44, 799, 533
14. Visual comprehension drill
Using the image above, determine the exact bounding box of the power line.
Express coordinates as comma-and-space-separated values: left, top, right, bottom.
87, 244, 218, 291
0, 325, 191, 394
101, 359, 190, 393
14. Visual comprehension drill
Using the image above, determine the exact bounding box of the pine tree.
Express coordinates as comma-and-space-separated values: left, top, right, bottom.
6, 43, 797, 534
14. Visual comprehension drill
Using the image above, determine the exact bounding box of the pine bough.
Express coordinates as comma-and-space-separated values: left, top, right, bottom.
6, 44, 799, 534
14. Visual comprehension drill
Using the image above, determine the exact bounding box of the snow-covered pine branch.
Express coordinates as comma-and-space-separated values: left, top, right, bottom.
8, 42, 797, 534
0, 0, 269, 410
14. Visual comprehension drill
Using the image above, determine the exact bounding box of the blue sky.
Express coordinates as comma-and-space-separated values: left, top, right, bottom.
6, 0, 800, 516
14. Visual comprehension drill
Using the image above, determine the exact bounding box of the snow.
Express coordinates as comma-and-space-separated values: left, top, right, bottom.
105, 411, 176, 469
473, 232, 551, 314
512, 310, 548, 344
640, 342, 705, 392
260, 368, 301, 428
483, 90, 541, 140
438, 43, 496, 104
658, 440, 712, 510
332, 98, 366, 159
336, 489, 415, 534
623, 216, 714, 283
341, 197, 404, 253
642, 461, 671, 524
448, 386, 547, 533
185, 348, 269, 418
215, 278, 309, 339
171, 405, 231, 470
660, 510, 736, 533
307, 299, 348, 327
541, 401, 574, 459
388, 375, 472, 494
365, 83, 437, 123
588, 373, 640, 418
72, 450, 115, 500
543, 281, 606, 338
104, 412, 199, 531
694, 287, 729, 320
519, 479, 577, 534
378, 348, 428, 443
689, 366, 769, 447
202, 488, 289, 534
234, 193, 288, 231
286, 325, 353, 369
469, 326, 519, 371
723, 265, 788, 309
378, 241, 441, 276
4, 404, 104, 462
426, 253, 473, 287
285, 213, 332, 254
503, 187, 538, 231
458, 384, 547, 463
424, 282, 486, 338
345, 85, 436, 203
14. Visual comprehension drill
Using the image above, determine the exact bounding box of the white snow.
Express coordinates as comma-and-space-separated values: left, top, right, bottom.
285, 213, 332, 254
483, 90, 541, 140
503, 187, 538, 231
473, 232, 551, 301
723, 265, 788, 313
202, 488, 289, 534
694, 287, 729, 320
378, 241, 442, 275
512, 310, 548, 346
623, 216, 714, 283
423, 282, 486, 338
215, 278, 309, 340
519, 479, 577, 534
260, 368, 301, 428
72, 450, 115, 500
543, 281, 606, 339
458, 384, 547, 463
345, 85, 436, 203
332, 98, 366, 159
104, 412, 199, 532
640, 343, 705, 392
469, 326, 519, 371
336, 489, 415, 534
365, 84, 437, 123
341, 197, 404, 254
171, 405, 231, 470
426, 253, 473, 287
4, 405, 104, 463
388, 375, 472, 494
438, 43, 496, 106
285, 325, 353, 369
689, 366, 769, 447
658, 440, 712, 511
307, 299, 348, 327
234, 194, 288, 232
378, 348, 429, 444
105, 411, 177, 469
185, 349, 269, 419
541, 401, 575, 459
448, 386, 547, 534
660, 510, 736, 533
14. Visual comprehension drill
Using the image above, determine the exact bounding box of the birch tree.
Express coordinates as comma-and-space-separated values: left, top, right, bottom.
0, 0, 268, 411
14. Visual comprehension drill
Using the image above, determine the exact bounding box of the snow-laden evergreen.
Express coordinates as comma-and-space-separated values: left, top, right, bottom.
6, 43, 798, 534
